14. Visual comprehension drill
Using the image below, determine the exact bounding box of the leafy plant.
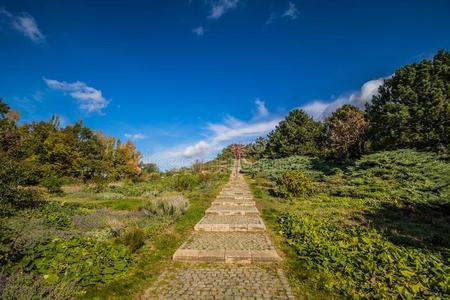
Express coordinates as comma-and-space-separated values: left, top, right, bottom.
278, 213, 450, 299
277, 170, 316, 198
120, 227, 145, 252
20, 237, 132, 287
40, 176, 64, 194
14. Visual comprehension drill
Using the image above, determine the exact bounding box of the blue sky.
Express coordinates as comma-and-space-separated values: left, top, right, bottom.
1, 0, 449, 169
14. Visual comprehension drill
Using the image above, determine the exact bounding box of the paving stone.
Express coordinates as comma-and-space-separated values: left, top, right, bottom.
206, 205, 259, 216
144, 267, 294, 300
180, 232, 275, 251
195, 215, 266, 232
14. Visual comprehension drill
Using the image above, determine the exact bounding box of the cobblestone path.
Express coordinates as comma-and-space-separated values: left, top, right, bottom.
143, 161, 294, 299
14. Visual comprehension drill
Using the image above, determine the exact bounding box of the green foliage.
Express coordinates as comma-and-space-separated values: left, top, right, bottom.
40, 176, 64, 194
120, 227, 145, 252
140, 193, 189, 218
265, 109, 323, 158
278, 213, 450, 299
242, 156, 336, 181
367, 50, 450, 153
171, 172, 200, 191
20, 237, 132, 287
245, 136, 268, 161
323, 105, 369, 160
277, 170, 316, 198
334, 149, 450, 206
0, 272, 78, 300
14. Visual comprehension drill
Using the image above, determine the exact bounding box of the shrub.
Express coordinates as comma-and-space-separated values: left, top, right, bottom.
40, 176, 64, 194
277, 170, 316, 198
0, 272, 77, 300
171, 173, 199, 191
40, 202, 74, 229
120, 227, 145, 252
278, 213, 450, 299
140, 193, 189, 218
20, 237, 131, 287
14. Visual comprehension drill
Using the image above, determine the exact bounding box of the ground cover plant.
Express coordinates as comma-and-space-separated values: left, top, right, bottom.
0, 169, 228, 299
243, 149, 450, 299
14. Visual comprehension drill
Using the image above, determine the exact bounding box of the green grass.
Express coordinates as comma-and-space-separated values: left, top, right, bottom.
245, 150, 450, 299
1, 170, 229, 299
80, 175, 229, 299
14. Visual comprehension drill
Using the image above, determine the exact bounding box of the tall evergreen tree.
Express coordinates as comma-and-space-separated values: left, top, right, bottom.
265, 109, 323, 158
367, 50, 450, 152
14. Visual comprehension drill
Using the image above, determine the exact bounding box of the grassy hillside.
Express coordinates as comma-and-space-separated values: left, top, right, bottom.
243, 149, 450, 299
0, 171, 228, 299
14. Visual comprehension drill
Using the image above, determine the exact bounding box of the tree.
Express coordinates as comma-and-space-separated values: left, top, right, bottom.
0, 99, 45, 215
246, 137, 267, 161
323, 105, 369, 160
265, 109, 323, 158
366, 50, 450, 152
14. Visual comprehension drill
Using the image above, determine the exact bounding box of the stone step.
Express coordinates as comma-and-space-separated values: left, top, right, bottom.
194, 215, 266, 231
173, 232, 280, 263
212, 200, 255, 206
205, 205, 259, 216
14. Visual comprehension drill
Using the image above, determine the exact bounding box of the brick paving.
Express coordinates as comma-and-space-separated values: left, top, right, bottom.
143, 161, 295, 299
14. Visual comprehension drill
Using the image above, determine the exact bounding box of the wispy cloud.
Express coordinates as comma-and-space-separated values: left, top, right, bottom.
208, 0, 239, 19
145, 100, 281, 170
182, 140, 213, 157
192, 26, 205, 36
124, 133, 147, 141
1, 8, 45, 43
283, 2, 299, 20
253, 98, 269, 119
302, 77, 386, 120
43, 78, 110, 114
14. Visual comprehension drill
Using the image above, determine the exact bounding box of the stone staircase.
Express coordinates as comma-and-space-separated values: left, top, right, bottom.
172, 162, 280, 263
143, 161, 294, 299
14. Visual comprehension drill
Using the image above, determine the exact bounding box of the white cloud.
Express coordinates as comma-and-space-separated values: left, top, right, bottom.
208, 0, 239, 19
44, 78, 110, 114
1, 9, 45, 43
182, 140, 212, 157
301, 77, 386, 120
254, 98, 269, 118
145, 100, 281, 170
124, 133, 147, 141
192, 26, 204, 36
283, 2, 299, 20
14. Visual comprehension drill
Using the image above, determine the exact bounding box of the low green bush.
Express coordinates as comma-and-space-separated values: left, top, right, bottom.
40, 176, 64, 194
277, 170, 316, 198
278, 213, 450, 299
20, 237, 132, 287
0, 272, 77, 300
171, 173, 199, 191
139, 193, 189, 218
120, 227, 145, 252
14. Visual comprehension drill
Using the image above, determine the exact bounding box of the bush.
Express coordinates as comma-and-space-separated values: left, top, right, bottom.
20, 237, 131, 287
120, 227, 145, 252
40, 176, 64, 194
0, 160, 46, 216
40, 202, 75, 229
277, 170, 316, 198
140, 193, 189, 218
0, 272, 77, 300
278, 213, 450, 299
171, 173, 199, 191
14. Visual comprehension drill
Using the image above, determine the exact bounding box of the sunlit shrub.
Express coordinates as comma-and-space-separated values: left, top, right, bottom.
40, 176, 64, 194
140, 193, 189, 218
120, 227, 145, 252
277, 170, 316, 198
